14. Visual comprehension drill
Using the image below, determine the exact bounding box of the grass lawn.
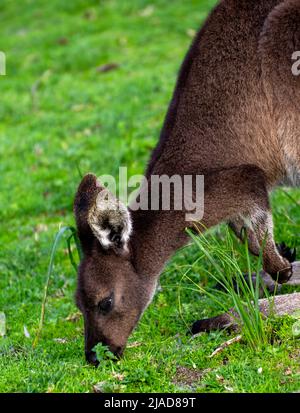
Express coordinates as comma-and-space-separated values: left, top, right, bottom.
0, 0, 299, 393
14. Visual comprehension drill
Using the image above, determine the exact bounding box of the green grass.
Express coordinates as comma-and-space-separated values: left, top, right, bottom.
188, 226, 272, 350
0, 0, 299, 393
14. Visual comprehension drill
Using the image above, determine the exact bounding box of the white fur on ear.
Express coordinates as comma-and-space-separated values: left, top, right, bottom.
87, 187, 132, 251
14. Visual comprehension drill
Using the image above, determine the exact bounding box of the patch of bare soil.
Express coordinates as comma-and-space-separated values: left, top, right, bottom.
172, 366, 211, 390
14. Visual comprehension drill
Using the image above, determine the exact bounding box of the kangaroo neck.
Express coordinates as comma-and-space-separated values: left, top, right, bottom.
129, 192, 190, 280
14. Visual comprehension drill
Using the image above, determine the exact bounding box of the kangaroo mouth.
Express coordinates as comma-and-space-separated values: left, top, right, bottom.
85, 345, 124, 366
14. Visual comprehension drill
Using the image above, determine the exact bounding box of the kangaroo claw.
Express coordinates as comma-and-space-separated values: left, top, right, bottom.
276, 242, 297, 263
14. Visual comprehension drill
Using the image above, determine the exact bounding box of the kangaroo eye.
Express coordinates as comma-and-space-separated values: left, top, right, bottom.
98, 296, 113, 314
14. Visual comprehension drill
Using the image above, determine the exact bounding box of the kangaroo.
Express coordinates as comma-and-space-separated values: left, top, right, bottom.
74, 0, 300, 365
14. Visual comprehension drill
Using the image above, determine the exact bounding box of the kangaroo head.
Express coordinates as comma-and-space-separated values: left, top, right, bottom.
74, 174, 155, 365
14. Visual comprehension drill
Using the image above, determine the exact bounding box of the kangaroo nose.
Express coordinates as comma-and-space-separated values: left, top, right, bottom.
85, 350, 99, 367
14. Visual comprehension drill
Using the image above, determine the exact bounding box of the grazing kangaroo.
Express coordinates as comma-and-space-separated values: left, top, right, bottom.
74, 0, 300, 365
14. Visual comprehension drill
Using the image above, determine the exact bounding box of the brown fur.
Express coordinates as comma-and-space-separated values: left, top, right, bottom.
74, 0, 300, 364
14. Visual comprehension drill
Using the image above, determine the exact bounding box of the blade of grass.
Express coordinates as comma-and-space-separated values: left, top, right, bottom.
32, 225, 81, 348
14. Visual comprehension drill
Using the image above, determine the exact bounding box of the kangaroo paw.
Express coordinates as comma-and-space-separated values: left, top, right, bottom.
276, 242, 297, 263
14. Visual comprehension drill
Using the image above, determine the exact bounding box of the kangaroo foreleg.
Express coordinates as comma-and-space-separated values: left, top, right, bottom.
198, 165, 292, 283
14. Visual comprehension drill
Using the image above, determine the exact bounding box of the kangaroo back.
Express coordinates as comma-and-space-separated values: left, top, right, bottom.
148, 0, 300, 185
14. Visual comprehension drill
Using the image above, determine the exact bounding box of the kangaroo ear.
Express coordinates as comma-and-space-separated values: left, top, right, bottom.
74, 173, 132, 254
74, 174, 101, 254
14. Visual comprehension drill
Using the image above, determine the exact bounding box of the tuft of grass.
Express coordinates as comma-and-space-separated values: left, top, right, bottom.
186, 226, 275, 350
